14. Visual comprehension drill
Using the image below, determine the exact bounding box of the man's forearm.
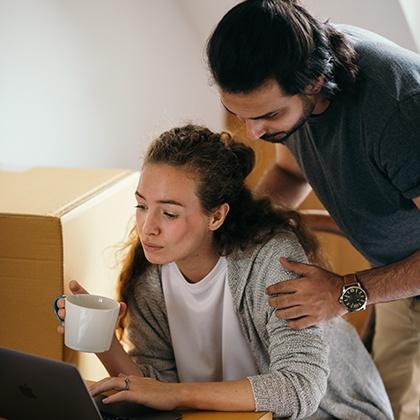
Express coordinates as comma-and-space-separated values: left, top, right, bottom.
255, 163, 311, 209
357, 249, 420, 304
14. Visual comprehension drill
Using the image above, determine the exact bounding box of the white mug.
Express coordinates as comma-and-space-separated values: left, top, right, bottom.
53, 294, 119, 353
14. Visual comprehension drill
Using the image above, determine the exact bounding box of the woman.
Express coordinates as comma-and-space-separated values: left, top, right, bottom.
57, 125, 392, 419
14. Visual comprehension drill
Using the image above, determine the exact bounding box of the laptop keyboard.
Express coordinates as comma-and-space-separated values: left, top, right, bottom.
101, 412, 131, 420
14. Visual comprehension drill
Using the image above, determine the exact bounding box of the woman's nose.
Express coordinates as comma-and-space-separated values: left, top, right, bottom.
142, 213, 160, 236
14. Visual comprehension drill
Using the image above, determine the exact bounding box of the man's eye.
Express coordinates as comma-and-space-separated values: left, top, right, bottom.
135, 204, 146, 210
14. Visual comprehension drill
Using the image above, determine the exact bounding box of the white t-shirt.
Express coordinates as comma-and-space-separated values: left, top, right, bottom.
161, 257, 258, 382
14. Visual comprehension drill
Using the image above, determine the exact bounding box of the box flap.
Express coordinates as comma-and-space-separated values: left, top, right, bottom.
0, 167, 134, 217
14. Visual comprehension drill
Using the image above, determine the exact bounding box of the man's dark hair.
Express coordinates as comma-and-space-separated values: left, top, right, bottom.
207, 0, 358, 98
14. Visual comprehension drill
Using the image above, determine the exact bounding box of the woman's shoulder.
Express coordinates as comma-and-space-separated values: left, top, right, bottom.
230, 230, 308, 266
226, 230, 309, 295
259, 231, 308, 262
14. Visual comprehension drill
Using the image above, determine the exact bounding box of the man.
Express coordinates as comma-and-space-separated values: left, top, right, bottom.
207, 1, 420, 419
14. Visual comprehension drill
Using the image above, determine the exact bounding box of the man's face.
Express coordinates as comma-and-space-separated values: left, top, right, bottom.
220, 79, 320, 144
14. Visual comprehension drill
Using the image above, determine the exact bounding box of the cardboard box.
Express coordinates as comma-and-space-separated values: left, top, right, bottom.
0, 167, 139, 380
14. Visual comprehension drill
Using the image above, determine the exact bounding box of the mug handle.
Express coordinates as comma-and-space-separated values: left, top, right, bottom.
52, 295, 66, 325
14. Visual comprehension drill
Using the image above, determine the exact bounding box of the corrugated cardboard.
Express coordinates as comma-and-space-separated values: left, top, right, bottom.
0, 167, 139, 380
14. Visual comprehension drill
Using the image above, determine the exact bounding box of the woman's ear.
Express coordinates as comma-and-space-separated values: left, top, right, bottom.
208, 203, 230, 231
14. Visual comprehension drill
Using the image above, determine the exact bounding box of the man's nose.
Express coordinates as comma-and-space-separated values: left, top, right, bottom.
245, 119, 265, 140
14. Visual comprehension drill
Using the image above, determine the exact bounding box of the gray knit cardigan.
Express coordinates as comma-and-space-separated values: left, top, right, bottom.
125, 232, 393, 419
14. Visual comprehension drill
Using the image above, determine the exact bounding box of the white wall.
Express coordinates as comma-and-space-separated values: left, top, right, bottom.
0, 0, 223, 170
1, 0, 419, 171
400, 0, 420, 51
179, 0, 238, 43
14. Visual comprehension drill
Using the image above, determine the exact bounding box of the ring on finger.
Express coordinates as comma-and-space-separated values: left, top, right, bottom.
123, 376, 130, 391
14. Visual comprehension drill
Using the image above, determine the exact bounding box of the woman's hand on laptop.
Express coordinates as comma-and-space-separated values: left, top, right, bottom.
89, 374, 181, 411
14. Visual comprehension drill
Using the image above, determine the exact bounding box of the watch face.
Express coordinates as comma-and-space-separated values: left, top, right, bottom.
343, 286, 367, 311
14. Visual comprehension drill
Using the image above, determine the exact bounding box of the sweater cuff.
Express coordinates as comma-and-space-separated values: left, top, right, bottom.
247, 374, 286, 415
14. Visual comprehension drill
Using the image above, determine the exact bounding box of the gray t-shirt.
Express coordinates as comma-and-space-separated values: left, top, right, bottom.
287, 25, 420, 267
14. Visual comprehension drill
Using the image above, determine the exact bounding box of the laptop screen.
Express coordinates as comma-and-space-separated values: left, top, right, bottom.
0, 347, 181, 420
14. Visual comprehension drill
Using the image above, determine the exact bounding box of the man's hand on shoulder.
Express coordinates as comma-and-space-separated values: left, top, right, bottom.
266, 257, 346, 329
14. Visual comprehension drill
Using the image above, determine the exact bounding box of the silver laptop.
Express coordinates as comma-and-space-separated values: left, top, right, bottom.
0, 347, 182, 420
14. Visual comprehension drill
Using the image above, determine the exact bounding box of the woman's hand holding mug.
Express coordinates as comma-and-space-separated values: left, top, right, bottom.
54, 280, 89, 334
52, 280, 126, 353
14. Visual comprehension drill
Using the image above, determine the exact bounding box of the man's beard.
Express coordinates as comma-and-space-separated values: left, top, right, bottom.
260, 95, 315, 144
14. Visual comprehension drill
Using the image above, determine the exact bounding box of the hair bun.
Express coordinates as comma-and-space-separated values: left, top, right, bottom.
222, 133, 255, 180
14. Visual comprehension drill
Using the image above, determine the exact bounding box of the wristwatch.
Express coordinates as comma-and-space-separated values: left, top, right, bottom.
339, 273, 368, 312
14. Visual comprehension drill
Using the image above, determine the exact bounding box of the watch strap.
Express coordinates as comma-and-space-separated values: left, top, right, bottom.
343, 272, 359, 288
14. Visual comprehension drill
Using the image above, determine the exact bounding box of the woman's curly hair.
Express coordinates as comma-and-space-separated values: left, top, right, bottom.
116, 124, 320, 333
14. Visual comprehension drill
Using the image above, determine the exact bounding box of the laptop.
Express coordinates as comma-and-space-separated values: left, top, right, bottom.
0, 347, 182, 420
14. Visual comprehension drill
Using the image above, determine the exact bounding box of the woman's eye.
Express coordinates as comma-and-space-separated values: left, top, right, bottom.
135, 204, 147, 210
163, 212, 178, 219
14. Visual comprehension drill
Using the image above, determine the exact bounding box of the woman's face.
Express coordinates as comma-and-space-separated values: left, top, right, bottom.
135, 163, 218, 269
